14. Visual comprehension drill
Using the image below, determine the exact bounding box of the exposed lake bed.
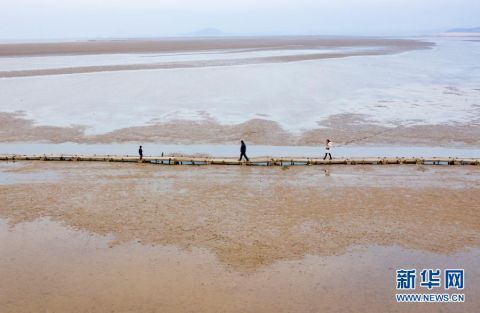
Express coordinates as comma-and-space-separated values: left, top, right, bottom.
1, 162, 479, 312
1, 36, 479, 313
1, 37, 479, 148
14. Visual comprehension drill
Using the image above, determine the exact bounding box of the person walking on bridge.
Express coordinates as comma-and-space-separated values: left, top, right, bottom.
323, 139, 333, 160
239, 140, 249, 162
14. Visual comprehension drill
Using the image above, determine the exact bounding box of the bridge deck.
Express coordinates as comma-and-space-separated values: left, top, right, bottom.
1, 154, 478, 166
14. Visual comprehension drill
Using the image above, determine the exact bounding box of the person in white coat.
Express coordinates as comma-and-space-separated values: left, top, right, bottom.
323, 139, 333, 160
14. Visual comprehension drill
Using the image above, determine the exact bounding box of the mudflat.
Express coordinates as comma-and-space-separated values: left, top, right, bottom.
1, 112, 479, 146
1, 162, 479, 312
0, 37, 431, 57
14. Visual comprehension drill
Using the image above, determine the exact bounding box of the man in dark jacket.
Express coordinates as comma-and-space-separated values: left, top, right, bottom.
139, 145, 143, 160
239, 140, 249, 161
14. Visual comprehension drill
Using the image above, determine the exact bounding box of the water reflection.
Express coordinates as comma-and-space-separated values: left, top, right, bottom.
1, 218, 478, 313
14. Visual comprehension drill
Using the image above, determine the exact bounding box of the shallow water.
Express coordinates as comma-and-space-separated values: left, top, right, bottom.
0, 37, 478, 134
0, 142, 478, 158
0, 218, 478, 313
0, 171, 58, 185
0, 47, 363, 72
0, 162, 59, 184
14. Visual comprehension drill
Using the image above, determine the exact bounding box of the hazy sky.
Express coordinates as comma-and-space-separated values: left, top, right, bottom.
1, 0, 479, 40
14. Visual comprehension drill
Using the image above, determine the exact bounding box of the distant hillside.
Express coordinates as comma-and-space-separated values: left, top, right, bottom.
443, 27, 480, 36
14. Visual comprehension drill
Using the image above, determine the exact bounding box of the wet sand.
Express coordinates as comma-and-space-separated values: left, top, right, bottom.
1, 111, 479, 146
1, 162, 479, 312
0, 37, 431, 57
